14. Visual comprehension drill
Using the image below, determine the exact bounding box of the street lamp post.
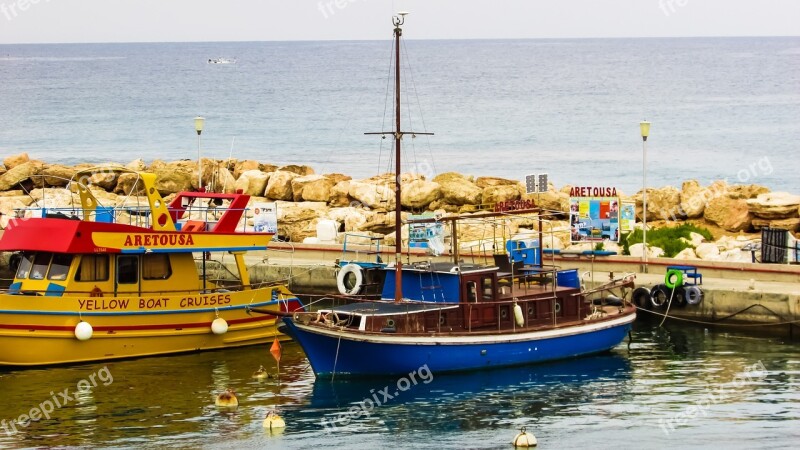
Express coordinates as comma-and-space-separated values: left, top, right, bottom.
194, 116, 205, 191
640, 120, 650, 273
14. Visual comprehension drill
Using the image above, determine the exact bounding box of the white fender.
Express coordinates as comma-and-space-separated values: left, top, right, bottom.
513, 303, 524, 327
74, 321, 93, 341
336, 264, 364, 295
211, 317, 229, 335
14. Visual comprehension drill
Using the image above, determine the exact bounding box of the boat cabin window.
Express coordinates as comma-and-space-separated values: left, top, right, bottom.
143, 254, 171, 280
15, 253, 34, 279
466, 281, 477, 303
117, 255, 139, 284
30, 253, 51, 280
482, 276, 493, 300
75, 255, 109, 282
47, 254, 72, 280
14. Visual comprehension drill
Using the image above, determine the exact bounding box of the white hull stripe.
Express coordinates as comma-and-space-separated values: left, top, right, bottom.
291, 312, 636, 345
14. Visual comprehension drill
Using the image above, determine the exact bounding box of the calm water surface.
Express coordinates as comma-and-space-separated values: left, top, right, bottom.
0, 320, 797, 449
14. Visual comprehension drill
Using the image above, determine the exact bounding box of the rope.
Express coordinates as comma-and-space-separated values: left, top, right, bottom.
637, 304, 800, 327
658, 287, 676, 327
331, 331, 343, 382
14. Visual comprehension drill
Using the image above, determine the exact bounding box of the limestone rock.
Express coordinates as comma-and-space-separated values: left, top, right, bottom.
674, 248, 699, 260
291, 175, 326, 202
234, 170, 270, 197
746, 192, 800, 220
637, 186, 683, 222
125, 159, 147, 172
765, 217, 800, 232
475, 176, 518, 188
727, 184, 770, 200
3, 153, 29, 170
482, 184, 522, 206
115, 173, 146, 195
274, 201, 329, 241
688, 231, 706, 247
233, 160, 261, 179
301, 176, 337, 203
264, 171, 297, 201
695, 242, 720, 260
427, 199, 461, 213
152, 161, 194, 195
329, 180, 353, 207
278, 164, 315, 176
628, 243, 664, 258
349, 181, 395, 210
0, 161, 43, 191
400, 179, 441, 209
88, 165, 124, 191
359, 210, 400, 235
327, 207, 370, 232
680, 180, 710, 219
324, 173, 352, 184
41, 164, 77, 187
704, 196, 752, 232
525, 186, 569, 213
434, 173, 482, 206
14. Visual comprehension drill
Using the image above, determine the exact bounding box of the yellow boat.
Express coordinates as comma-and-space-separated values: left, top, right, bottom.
0, 169, 304, 366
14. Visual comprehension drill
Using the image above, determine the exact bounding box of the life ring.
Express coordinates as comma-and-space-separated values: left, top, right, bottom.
650, 284, 672, 309
336, 264, 364, 295
665, 269, 683, 289
631, 287, 651, 308
684, 286, 704, 305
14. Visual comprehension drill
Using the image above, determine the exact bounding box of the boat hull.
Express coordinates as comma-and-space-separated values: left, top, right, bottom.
281, 312, 635, 377
0, 290, 304, 366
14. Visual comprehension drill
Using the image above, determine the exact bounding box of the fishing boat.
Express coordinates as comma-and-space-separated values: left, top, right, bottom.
207, 57, 236, 65
0, 169, 304, 366
280, 13, 637, 378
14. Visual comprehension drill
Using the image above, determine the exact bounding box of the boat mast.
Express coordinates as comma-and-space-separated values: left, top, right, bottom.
392, 13, 404, 304
366, 13, 432, 303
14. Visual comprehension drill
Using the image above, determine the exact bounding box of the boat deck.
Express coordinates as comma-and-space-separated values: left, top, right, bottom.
323, 301, 459, 317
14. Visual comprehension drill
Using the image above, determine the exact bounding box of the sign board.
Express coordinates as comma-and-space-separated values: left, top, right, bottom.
252, 202, 278, 233
569, 187, 620, 243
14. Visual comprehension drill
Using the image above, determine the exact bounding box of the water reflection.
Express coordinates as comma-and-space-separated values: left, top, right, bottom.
0, 320, 797, 449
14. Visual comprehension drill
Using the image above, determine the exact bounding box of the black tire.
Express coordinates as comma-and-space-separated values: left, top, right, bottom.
673, 286, 687, 307
632, 287, 651, 308
650, 284, 672, 309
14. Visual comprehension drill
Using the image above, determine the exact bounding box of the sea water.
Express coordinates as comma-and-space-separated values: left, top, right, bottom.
1, 37, 799, 195
0, 320, 797, 449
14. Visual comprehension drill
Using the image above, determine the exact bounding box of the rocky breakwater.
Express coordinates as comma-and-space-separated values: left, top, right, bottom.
1, 152, 798, 265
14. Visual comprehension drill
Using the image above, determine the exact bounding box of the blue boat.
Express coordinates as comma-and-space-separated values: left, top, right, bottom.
281, 13, 637, 378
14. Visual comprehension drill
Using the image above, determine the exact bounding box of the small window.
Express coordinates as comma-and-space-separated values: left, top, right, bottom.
47, 254, 72, 281
30, 253, 51, 280
117, 255, 139, 284
143, 254, 171, 280
15, 253, 34, 279
466, 281, 477, 303
482, 277, 493, 300
75, 255, 109, 282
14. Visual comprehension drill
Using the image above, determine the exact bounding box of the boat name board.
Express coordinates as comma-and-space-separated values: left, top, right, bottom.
122, 234, 195, 247
76, 294, 232, 311
569, 186, 618, 197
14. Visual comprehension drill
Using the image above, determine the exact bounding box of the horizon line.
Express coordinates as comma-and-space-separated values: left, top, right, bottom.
1, 34, 799, 46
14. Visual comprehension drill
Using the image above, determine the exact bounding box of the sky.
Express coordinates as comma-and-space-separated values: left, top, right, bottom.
0, 0, 798, 44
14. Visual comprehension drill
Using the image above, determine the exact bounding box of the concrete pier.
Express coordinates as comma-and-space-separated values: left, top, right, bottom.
199, 242, 799, 332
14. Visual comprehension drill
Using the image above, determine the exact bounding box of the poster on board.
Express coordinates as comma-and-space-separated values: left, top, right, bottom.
619, 202, 636, 233
252, 203, 278, 233
568, 187, 620, 243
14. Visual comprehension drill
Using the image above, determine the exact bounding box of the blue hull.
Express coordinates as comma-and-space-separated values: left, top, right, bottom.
282, 317, 634, 378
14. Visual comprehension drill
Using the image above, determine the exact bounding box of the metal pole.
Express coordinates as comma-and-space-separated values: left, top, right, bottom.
642, 137, 648, 273
393, 17, 403, 303
197, 132, 202, 191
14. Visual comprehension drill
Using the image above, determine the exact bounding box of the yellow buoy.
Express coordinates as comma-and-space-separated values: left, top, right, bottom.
512, 426, 537, 447
263, 410, 286, 430
215, 388, 238, 408
252, 365, 272, 381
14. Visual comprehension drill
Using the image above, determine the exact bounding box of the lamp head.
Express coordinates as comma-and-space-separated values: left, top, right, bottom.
194, 116, 205, 135
639, 121, 650, 141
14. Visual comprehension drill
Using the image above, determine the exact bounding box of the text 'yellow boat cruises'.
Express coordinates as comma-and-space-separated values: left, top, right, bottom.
0, 169, 304, 366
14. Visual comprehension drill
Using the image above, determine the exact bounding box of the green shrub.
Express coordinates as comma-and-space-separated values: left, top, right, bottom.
622, 224, 714, 258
